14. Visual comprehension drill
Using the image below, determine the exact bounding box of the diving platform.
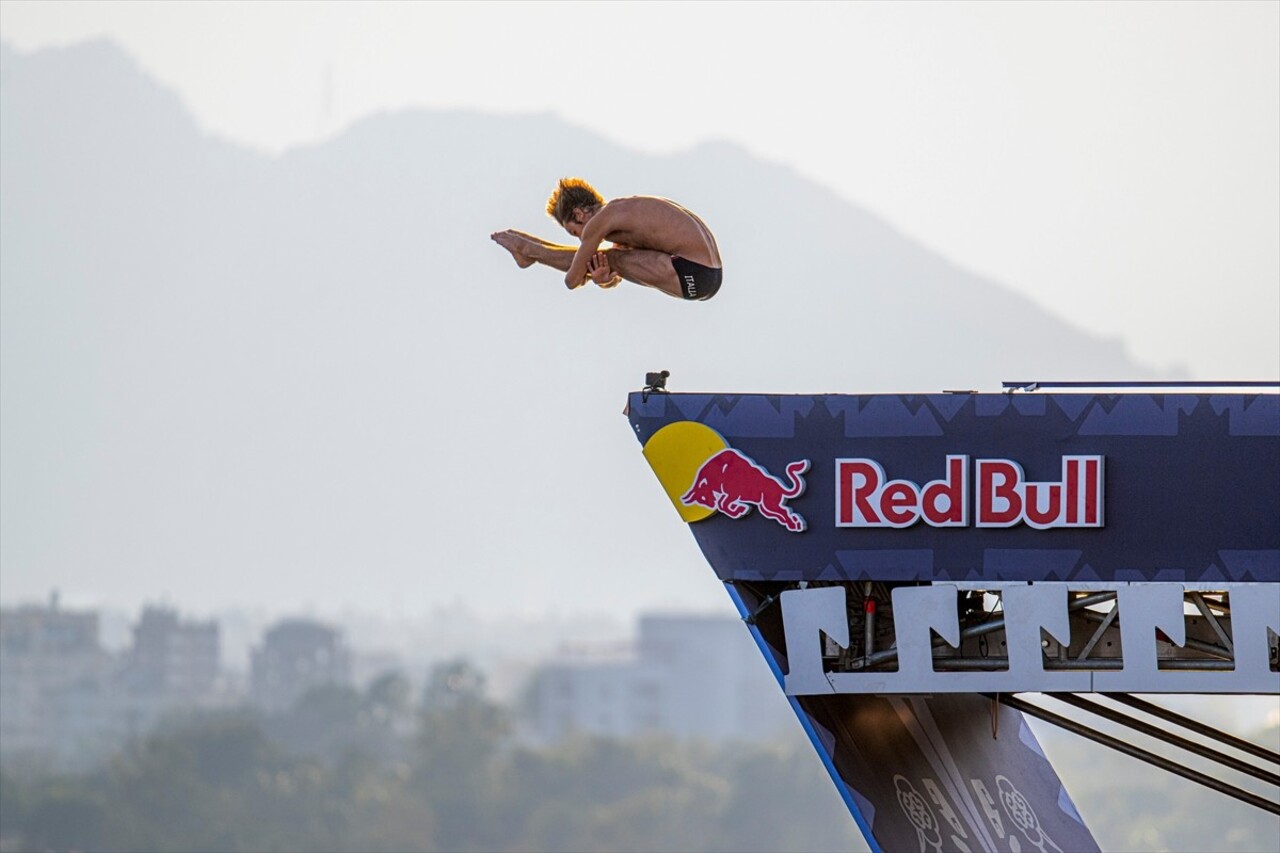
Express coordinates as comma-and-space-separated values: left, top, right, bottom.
627, 381, 1279, 851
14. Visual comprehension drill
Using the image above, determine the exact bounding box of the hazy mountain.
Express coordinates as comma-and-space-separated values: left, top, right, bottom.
0, 40, 1166, 617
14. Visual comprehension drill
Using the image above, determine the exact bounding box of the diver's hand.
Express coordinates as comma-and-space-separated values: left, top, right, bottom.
587, 252, 621, 288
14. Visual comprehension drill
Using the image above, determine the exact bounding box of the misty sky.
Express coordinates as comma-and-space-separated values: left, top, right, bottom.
3, 0, 1277, 381
1, 2, 1279, 624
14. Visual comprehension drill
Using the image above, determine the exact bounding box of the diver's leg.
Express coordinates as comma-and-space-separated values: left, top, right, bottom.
492, 232, 683, 298
603, 248, 683, 298
508, 230, 576, 251
491, 230, 575, 272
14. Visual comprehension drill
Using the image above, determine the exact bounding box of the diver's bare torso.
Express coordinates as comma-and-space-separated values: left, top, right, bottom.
598, 196, 722, 268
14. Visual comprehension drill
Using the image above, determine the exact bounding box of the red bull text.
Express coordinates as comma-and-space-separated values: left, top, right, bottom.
836, 455, 1104, 530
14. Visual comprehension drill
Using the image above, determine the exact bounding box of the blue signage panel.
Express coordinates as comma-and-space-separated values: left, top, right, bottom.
628, 393, 1280, 584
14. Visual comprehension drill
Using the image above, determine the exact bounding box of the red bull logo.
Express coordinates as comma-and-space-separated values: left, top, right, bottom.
643, 421, 1104, 534
681, 449, 811, 532
641, 421, 810, 532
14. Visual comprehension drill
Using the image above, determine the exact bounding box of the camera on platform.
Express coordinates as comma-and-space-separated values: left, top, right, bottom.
644, 370, 670, 392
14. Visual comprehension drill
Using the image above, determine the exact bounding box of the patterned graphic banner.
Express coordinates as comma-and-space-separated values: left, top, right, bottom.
628, 393, 1280, 584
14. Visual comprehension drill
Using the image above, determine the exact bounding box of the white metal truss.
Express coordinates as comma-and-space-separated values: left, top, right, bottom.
777, 582, 1280, 695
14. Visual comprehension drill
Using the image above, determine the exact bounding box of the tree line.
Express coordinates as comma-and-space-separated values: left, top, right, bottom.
4, 660, 1276, 852
0, 660, 864, 853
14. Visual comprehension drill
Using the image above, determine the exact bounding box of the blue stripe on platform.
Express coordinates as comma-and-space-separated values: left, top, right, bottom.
724, 583, 882, 853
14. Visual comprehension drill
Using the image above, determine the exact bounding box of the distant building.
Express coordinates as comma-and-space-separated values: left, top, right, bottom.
0, 595, 116, 767
526, 613, 793, 744
121, 606, 220, 700
1, 598, 234, 769
250, 619, 351, 712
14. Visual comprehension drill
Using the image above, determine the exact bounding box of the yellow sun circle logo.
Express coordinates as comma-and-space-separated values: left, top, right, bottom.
641, 421, 728, 522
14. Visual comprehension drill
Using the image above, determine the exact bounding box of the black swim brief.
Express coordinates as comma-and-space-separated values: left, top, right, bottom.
671, 255, 723, 301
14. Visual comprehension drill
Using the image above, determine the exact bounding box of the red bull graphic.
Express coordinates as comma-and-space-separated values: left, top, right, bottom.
836, 455, 1104, 530
681, 448, 811, 532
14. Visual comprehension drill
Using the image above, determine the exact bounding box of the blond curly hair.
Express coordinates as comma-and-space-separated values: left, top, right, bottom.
546, 177, 604, 225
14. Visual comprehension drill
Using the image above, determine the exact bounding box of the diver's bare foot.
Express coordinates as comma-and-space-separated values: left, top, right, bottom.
491, 230, 535, 268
